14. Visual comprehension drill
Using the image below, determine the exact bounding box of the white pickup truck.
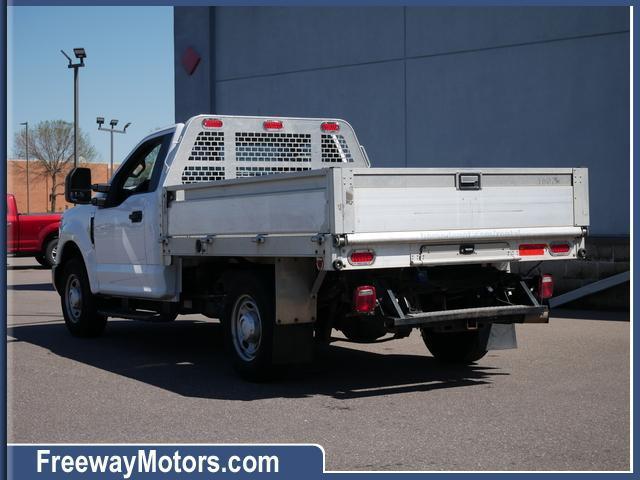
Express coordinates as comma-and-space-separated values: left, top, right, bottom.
54, 115, 589, 380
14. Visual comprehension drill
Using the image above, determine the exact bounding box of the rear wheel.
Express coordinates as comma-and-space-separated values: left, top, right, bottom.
420, 328, 488, 364
340, 317, 387, 342
60, 257, 107, 337
43, 237, 59, 268
35, 255, 48, 267
223, 272, 275, 381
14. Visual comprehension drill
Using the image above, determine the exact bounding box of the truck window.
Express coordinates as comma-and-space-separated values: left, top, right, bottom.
106, 133, 172, 207
122, 142, 162, 192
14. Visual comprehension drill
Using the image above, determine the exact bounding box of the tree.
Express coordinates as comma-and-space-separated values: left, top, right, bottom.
14, 120, 97, 212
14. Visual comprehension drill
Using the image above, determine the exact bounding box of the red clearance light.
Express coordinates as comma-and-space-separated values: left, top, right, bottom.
321, 121, 340, 132
349, 250, 375, 266
202, 118, 223, 128
550, 243, 571, 255
263, 120, 283, 130
539, 274, 554, 300
353, 285, 377, 314
519, 244, 546, 256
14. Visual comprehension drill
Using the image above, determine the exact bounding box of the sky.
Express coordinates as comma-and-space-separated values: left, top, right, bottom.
7, 6, 175, 165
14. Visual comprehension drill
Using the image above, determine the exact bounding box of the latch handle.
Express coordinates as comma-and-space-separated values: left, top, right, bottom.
458, 173, 481, 190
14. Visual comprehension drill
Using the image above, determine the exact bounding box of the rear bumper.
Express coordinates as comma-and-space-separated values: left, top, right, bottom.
387, 304, 548, 328
383, 279, 549, 329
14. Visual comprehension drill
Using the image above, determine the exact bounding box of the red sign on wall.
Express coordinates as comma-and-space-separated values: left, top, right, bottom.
181, 46, 201, 76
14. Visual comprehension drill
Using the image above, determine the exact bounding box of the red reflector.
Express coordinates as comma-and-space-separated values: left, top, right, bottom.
519, 244, 546, 256
550, 243, 571, 255
353, 285, 377, 313
539, 274, 554, 299
349, 250, 375, 265
202, 118, 223, 128
321, 121, 340, 132
263, 120, 283, 130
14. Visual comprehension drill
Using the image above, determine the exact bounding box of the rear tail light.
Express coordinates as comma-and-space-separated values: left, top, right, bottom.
353, 285, 377, 313
202, 118, 223, 128
519, 244, 546, 256
321, 121, 340, 132
539, 274, 554, 300
549, 243, 571, 255
349, 250, 375, 266
263, 120, 283, 130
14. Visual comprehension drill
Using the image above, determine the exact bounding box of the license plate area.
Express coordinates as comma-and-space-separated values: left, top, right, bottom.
410, 242, 515, 266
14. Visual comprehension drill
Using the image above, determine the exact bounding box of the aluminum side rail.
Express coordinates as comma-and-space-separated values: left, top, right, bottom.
338, 226, 586, 246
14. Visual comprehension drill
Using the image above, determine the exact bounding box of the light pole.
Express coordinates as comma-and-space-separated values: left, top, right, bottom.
97, 117, 131, 179
61, 47, 86, 168
19, 122, 30, 214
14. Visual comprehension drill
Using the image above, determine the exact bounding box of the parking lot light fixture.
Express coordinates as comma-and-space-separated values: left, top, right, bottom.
97, 117, 132, 179
19, 121, 30, 214
61, 47, 86, 168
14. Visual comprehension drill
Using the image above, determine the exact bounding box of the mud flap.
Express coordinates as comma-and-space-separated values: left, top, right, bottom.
486, 323, 518, 350
272, 324, 314, 365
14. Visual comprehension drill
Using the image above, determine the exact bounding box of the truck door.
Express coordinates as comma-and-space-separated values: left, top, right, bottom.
93, 133, 171, 296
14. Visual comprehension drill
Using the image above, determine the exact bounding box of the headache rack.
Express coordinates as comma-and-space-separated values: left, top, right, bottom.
163, 115, 370, 186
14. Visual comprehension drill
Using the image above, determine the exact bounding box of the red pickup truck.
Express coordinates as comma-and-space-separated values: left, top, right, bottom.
7, 194, 61, 268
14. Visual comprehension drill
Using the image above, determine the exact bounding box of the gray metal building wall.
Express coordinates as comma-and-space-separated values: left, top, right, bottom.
174, 6, 630, 238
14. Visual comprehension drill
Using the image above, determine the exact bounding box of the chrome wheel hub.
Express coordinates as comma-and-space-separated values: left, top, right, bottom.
231, 295, 262, 362
65, 275, 83, 323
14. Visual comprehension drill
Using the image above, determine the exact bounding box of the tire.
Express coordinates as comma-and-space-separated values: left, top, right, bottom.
35, 255, 48, 267
157, 312, 178, 322
314, 305, 334, 345
420, 328, 488, 364
42, 237, 59, 268
340, 316, 387, 342
222, 272, 275, 381
60, 257, 107, 337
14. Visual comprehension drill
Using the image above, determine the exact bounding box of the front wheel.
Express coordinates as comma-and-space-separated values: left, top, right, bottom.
60, 257, 107, 337
420, 329, 488, 364
223, 272, 275, 381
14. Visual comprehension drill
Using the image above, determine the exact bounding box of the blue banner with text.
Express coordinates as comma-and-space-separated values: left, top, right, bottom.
9, 445, 324, 480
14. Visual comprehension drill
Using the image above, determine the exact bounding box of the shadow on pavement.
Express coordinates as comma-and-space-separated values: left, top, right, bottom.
7, 265, 47, 271
8, 283, 55, 292
551, 308, 629, 322
8, 319, 506, 401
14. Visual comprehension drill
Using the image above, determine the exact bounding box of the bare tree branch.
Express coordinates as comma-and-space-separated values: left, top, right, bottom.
14, 120, 97, 212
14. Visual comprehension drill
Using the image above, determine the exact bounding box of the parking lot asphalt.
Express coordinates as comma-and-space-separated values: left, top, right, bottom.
6, 257, 631, 471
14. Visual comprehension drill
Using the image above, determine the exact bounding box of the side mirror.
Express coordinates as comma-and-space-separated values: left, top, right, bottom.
65, 167, 92, 204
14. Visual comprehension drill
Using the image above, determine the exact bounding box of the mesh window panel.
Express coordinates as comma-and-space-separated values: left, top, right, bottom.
321, 134, 353, 163
181, 165, 225, 184
189, 131, 225, 162
236, 166, 311, 178
235, 132, 312, 162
